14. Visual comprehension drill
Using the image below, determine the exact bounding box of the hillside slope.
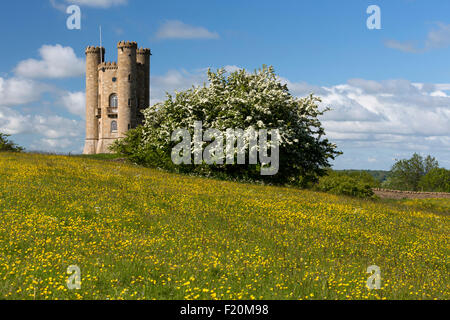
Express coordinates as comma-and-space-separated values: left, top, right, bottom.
0, 153, 448, 300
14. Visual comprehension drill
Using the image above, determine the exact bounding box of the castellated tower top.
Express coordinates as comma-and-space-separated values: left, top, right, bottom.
85, 46, 105, 54
98, 61, 118, 70
117, 41, 138, 49
137, 48, 151, 55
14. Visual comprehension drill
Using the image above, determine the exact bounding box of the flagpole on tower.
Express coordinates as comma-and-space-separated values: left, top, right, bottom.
99, 26, 103, 63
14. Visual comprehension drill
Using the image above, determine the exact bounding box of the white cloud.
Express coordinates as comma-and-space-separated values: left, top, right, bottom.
384, 40, 419, 53
296, 79, 450, 156
386, 22, 450, 53
223, 65, 241, 73
0, 80, 85, 151
0, 47, 86, 153
156, 20, 219, 40
0, 105, 84, 153
49, 0, 67, 11
14, 44, 85, 79
150, 66, 241, 104
258, 74, 450, 167
151, 69, 207, 104
0, 107, 82, 138
0, 77, 46, 107
37, 138, 74, 149
425, 23, 450, 49
60, 91, 85, 118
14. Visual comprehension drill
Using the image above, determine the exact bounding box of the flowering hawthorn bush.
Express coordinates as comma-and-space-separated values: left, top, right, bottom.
112, 66, 340, 184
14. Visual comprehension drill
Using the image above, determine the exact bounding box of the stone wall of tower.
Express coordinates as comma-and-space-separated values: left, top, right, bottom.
83, 46, 104, 154
96, 62, 119, 154
136, 48, 151, 125
117, 41, 137, 138
136, 63, 145, 124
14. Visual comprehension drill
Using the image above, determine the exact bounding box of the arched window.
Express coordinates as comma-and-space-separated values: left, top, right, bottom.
111, 120, 118, 133
109, 94, 118, 108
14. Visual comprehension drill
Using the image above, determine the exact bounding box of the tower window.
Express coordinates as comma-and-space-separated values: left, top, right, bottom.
111, 121, 118, 133
109, 94, 118, 108
128, 74, 131, 82
112, 77, 117, 82
128, 99, 131, 107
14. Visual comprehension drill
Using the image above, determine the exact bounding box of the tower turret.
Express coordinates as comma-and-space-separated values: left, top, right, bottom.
137, 47, 151, 120
117, 41, 137, 137
83, 46, 105, 154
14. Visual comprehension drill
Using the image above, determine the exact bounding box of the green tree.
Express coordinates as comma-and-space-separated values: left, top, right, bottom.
113, 66, 341, 184
0, 133, 24, 152
315, 170, 375, 198
418, 168, 450, 192
339, 170, 381, 188
383, 153, 439, 191
423, 155, 440, 174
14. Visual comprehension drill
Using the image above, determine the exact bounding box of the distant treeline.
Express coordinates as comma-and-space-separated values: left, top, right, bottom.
327, 154, 449, 196
381, 154, 449, 193
336, 170, 389, 184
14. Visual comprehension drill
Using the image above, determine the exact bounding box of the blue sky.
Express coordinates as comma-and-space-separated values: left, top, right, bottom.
0, 0, 449, 170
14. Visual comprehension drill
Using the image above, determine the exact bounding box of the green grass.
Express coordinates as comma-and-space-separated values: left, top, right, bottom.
369, 196, 449, 216
0, 152, 448, 300
388, 198, 450, 216
72, 153, 125, 161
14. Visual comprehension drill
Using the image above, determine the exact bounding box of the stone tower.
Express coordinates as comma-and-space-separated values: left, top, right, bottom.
83, 41, 151, 154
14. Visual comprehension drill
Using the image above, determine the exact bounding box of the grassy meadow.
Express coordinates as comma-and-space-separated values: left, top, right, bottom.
0, 152, 448, 300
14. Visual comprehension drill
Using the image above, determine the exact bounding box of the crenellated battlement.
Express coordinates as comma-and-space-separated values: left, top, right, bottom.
117, 41, 137, 49
137, 48, 151, 55
85, 46, 105, 54
98, 61, 118, 70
